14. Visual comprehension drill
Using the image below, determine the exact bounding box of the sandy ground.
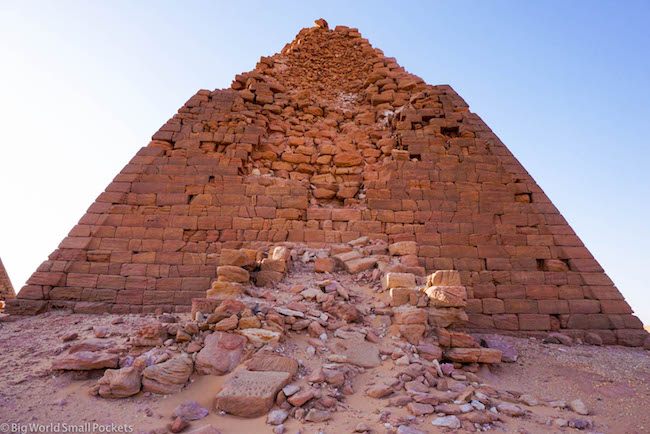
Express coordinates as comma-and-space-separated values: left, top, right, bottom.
0, 305, 648, 434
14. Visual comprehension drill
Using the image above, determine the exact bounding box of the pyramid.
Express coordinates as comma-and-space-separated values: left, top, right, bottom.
0, 257, 16, 304
8, 20, 646, 346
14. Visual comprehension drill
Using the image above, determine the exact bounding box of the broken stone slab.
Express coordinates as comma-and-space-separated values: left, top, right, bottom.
94, 359, 144, 398
248, 353, 299, 376
428, 307, 468, 328
333, 250, 362, 263
389, 241, 416, 256
427, 270, 461, 287
344, 257, 377, 273
68, 338, 117, 353
235, 328, 282, 346
52, 351, 119, 371
195, 331, 246, 375
142, 354, 193, 395
215, 370, 292, 417
330, 338, 380, 368
424, 285, 467, 308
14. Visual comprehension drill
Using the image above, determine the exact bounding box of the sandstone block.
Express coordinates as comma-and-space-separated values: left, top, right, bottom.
329, 339, 380, 368
215, 370, 292, 417
389, 241, 416, 256
394, 305, 428, 324
428, 307, 468, 328
389, 287, 417, 306
261, 258, 287, 273
195, 332, 246, 375
314, 258, 336, 273
400, 324, 425, 345
248, 353, 298, 376
217, 266, 249, 283
255, 270, 284, 286
52, 351, 119, 371
96, 362, 144, 398
220, 249, 254, 267
443, 348, 481, 363
427, 270, 461, 286
382, 272, 416, 290
478, 348, 502, 364
206, 282, 243, 299
344, 257, 377, 273
142, 354, 193, 394
425, 286, 467, 307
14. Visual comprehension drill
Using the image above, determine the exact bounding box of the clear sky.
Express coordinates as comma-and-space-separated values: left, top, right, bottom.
0, 1, 648, 324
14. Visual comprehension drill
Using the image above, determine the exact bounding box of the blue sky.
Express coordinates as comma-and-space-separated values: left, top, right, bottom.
1, 1, 648, 324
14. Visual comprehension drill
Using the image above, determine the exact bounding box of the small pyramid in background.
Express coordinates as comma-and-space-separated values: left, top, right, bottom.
0, 257, 16, 306
6, 21, 647, 346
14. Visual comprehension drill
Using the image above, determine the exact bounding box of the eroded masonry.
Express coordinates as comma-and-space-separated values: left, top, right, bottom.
0, 257, 15, 304
8, 21, 646, 346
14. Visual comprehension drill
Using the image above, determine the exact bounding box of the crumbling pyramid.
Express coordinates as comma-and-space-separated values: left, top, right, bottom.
0, 257, 16, 304
8, 21, 647, 346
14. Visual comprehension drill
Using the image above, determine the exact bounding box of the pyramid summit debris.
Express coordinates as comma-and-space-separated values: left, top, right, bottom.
8, 20, 647, 346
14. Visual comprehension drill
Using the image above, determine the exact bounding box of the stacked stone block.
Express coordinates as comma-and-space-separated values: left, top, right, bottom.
7, 22, 646, 346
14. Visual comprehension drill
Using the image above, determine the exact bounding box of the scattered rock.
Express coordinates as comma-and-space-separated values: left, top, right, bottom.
432, 415, 461, 429
174, 401, 209, 421
569, 399, 589, 415
497, 402, 526, 417
267, 409, 288, 425
95, 360, 144, 398
543, 332, 573, 346
305, 409, 330, 422
142, 354, 193, 394
169, 417, 189, 433
195, 332, 246, 375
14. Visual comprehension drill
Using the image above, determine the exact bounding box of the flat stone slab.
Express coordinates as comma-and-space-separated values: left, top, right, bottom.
215, 370, 292, 417
248, 353, 298, 376
52, 351, 119, 370
330, 338, 380, 368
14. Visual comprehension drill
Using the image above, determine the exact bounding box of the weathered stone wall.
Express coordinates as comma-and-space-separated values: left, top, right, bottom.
0, 257, 16, 303
7, 24, 646, 346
